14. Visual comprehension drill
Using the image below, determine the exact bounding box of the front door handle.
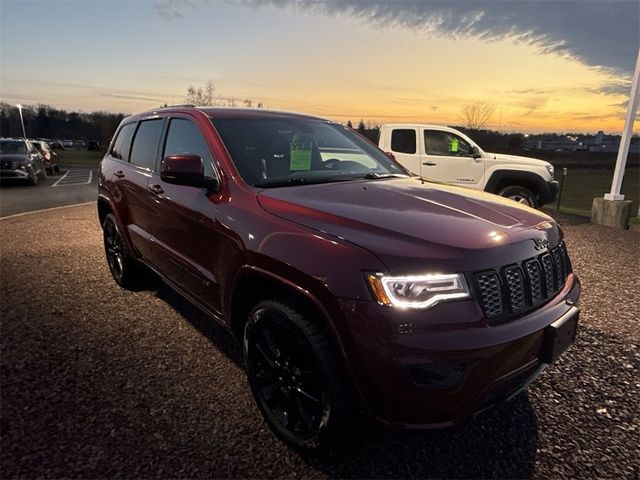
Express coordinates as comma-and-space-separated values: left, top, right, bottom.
114, 170, 125, 178
422, 161, 437, 166
148, 184, 164, 195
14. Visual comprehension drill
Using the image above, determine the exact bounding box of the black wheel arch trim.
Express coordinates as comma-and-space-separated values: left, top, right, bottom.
484, 170, 558, 205
97, 194, 137, 257
228, 264, 367, 406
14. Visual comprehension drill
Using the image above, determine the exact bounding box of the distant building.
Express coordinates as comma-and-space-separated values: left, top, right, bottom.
522, 131, 639, 154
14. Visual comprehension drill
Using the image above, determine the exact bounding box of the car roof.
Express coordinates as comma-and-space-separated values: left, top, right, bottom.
123, 106, 330, 123
383, 123, 459, 130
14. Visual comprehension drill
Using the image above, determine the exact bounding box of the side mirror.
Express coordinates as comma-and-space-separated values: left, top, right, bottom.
470, 146, 482, 159
161, 155, 219, 191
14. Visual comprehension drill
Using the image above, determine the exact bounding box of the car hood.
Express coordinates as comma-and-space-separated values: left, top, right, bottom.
257, 177, 560, 272
0, 154, 29, 163
486, 152, 550, 168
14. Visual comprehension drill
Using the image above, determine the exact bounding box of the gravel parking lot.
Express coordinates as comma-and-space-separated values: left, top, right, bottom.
1, 204, 638, 479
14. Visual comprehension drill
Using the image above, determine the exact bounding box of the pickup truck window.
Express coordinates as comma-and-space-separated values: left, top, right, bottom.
111, 123, 136, 161
164, 118, 214, 177
130, 119, 163, 170
424, 130, 472, 157
391, 129, 416, 154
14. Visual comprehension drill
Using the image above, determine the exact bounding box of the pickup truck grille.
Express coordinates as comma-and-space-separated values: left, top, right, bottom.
473, 242, 571, 320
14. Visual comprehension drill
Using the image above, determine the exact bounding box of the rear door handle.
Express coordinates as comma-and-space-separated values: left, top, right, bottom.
114, 170, 125, 178
148, 184, 164, 195
422, 161, 437, 166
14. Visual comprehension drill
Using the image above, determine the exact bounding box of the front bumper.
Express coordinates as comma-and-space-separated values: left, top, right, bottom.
336, 273, 580, 428
0, 168, 29, 180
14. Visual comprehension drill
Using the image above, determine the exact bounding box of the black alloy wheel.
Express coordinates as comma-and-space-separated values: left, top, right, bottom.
244, 301, 350, 449
102, 213, 143, 288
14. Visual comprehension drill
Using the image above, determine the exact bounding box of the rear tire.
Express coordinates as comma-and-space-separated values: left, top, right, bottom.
38, 168, 47, 180
102, 213, 145, 289
498, 185, 537, 208
244, 300, 352, 450
28, 167, 38, 186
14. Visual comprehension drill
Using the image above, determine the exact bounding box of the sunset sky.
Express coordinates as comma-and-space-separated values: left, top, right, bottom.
1, 0, 638, 133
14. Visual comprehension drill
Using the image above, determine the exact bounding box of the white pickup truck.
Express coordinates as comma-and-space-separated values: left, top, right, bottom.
378, 124, 558, 207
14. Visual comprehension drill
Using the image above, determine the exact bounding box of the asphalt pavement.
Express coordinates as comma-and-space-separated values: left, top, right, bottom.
0, 167, 98, 217
0, 205, 638, 479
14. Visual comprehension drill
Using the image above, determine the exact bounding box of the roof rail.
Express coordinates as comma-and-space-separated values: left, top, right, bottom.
157, 103, 195, 109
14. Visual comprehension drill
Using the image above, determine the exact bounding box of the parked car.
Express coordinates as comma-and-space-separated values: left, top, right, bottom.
378, 124, 558, 208
0, 138, 47, 185
87, 140, 100, 151
75, 140, 86, 149
98, 107, 580, 450
30, 140, 60, 173
50, 139, 64, 150
62, 139, 74, 148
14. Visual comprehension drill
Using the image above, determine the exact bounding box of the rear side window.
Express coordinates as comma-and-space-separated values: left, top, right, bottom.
391, 129, 416, 154
111, 123, 136, 161
130, 119, 164, 170
163, 118, 214, 177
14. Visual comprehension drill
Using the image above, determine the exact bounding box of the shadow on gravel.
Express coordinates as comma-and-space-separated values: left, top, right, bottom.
150, 277, 244, 368
296, 395, 539, 479
149, 276, 539, 479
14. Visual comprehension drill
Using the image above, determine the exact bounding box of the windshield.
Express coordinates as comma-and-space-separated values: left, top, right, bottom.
0, 140, 27, 154
211, 117, 409, 187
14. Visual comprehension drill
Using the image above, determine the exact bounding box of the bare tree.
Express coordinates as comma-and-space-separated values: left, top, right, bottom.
184, 80, 216, 106
184, 80, 264, 108
459, 101, 496, 131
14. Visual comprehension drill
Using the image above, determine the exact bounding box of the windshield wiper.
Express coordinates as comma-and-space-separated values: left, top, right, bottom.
255, 176, 356, 188
362, 173, 408, 180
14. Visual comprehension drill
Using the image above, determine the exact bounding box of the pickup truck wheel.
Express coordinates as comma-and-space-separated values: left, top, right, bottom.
498, 185, 537, 208
244, 301, 350, 450
102, 213, 144, 289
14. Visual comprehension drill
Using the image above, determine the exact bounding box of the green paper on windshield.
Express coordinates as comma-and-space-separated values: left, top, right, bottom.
290, 134, 313, 170
450, 137, 459, 153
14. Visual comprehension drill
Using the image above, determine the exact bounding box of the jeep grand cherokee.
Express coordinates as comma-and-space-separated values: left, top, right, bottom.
97, 106, 580, 449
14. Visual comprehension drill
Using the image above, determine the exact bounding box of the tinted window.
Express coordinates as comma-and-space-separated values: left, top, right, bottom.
391, 129, 416, 154
424, 130, 472, 157
130, 119, 163, 170
163, 118, 214, 177
111, 123, 136, 161
0, 140, 27, 154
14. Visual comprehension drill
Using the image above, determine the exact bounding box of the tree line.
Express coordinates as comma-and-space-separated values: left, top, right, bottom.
0, 102, 125, 148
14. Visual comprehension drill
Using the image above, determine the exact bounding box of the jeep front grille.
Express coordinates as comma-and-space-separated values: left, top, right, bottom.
473, 241, 572, 320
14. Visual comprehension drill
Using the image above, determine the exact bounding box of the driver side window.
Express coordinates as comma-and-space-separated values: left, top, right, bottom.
424, 130, 472, 157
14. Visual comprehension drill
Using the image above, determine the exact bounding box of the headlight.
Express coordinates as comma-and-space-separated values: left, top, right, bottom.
545, 164, 554, 177
366, 273, 470, 309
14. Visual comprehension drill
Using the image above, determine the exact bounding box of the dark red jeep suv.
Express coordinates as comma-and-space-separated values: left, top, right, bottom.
97, 106, 580, 449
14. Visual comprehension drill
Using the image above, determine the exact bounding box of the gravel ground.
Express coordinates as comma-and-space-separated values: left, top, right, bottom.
1, 204, 638, 479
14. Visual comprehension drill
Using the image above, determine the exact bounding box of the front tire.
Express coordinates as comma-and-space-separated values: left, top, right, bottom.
102, 213, 144, 289
498, 185, 537, 208
244, 301, 351, 450
28, 167, 39, 186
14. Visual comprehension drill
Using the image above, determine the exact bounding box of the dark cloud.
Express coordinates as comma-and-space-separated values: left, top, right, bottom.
245, 0, 639, 75
153, 0, 197, 20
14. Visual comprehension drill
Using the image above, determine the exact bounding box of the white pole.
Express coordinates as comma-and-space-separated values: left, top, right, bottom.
16, 104, 27, 139
604, 48, 640, 201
